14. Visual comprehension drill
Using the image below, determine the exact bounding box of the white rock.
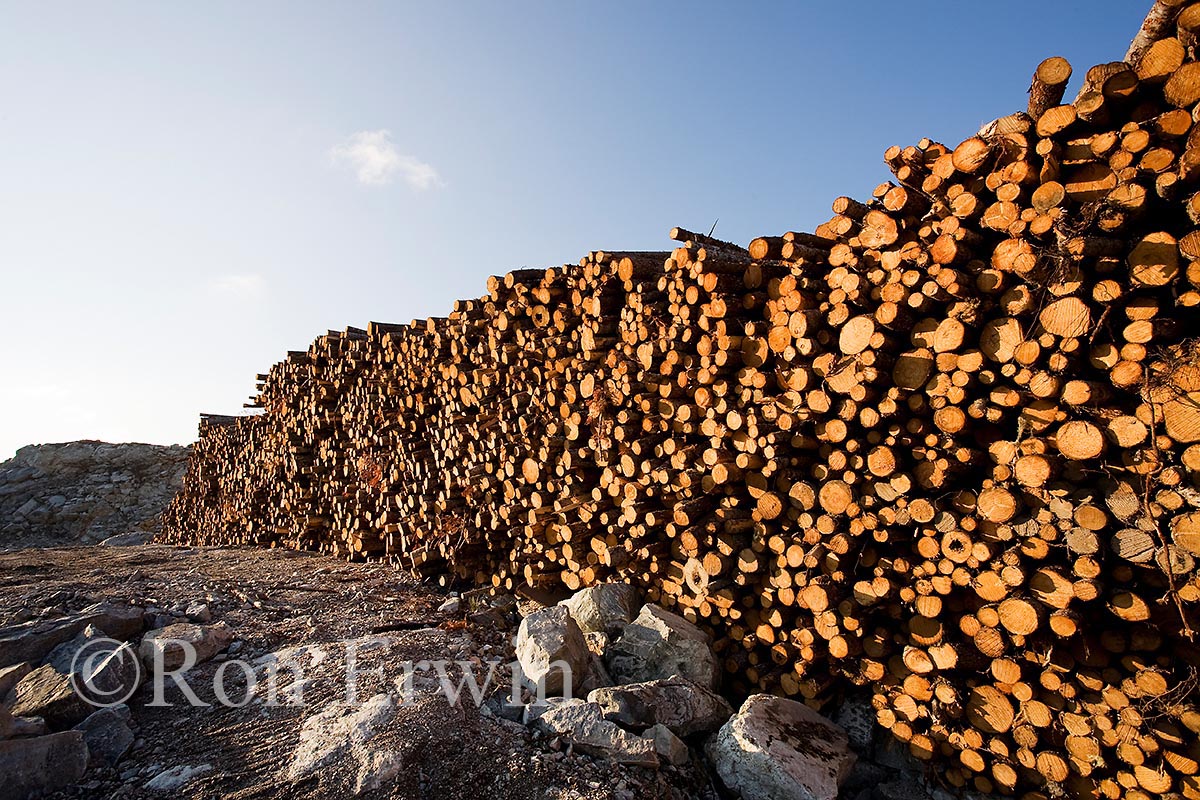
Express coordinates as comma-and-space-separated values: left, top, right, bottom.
560, 583, 640, 636
533, 699, 658, 766
707, 694, 856, 800
606, 604, 719, 689
515, 606, 589, 695
288, 693, 397, 781
99, 532, 151, 547
287, 692, 417, 795
588, 675, 733, 736
144, 764, 212, 791
354, 748, 406, 794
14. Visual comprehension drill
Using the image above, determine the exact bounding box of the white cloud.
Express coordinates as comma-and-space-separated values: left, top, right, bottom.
330, 130, 440, 189
210, 273, 266, 299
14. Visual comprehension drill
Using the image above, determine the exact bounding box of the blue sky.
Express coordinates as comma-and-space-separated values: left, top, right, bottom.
0, 1, 1148, 459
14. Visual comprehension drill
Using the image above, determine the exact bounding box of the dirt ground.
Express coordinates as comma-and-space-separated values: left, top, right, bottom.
0, 545, 718, 800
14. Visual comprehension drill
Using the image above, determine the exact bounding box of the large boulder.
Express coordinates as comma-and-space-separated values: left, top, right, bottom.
45, 624, 109, 673
0, 705, 46, 740
288, 692, 416, 794
560, 583, 640, 637
588, 675, 733, 736
0, 731, 89, 797
75, 706, 134, 766
3, 665, 90, 729
33, 631, 141, 714
82, 601, 145, 641
578, 654, 614, 696
606, 604, 719, 689
514, 606, 590, 695
140, 622, 233, 671
0, 619, 82, 671
0, 601, 142, 670
0, 663, 30, 702
71, 641, 141, 708
707, 694, 856, 800
532, 699, 658, 767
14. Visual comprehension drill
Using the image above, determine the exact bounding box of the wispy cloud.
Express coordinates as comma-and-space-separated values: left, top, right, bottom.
330, 130, 440, 189
210, 273, 266, 299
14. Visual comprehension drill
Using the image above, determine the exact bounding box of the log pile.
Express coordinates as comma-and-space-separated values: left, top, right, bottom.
164, 3, 1200, 796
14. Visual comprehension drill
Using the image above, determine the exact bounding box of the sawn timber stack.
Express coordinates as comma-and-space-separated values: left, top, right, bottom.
164, 4, 1200, 798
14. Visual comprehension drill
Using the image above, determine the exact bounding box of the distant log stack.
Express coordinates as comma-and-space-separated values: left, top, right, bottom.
163, 4, 1200, 797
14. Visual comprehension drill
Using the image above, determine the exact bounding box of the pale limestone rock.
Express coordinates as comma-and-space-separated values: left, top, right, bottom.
707, 694, 856, 800
288, 693, 397, 782
588, 675, 732, 736
606, 604, 719, 689
144, 764, 212, 791
533, 699, 658, 767
560, 583, 640, 637
515, 606, 589, 695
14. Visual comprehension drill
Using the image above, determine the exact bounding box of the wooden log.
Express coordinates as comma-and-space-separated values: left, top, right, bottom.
1126, 0, 1189, 66
1028, 57, 1073, 119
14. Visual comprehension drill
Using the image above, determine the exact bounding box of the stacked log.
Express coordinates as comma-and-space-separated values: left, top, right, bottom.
163, 4, 1200, 797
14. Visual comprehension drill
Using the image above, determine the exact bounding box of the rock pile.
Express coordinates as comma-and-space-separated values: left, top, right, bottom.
0, 594, 233, 797
512, 582, 948, 800
0, 441, 188, 549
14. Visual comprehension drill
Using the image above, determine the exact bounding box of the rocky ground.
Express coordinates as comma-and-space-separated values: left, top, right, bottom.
0, 443, 188, 550
0, 542, 973, 800
0, 545, 718, 799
